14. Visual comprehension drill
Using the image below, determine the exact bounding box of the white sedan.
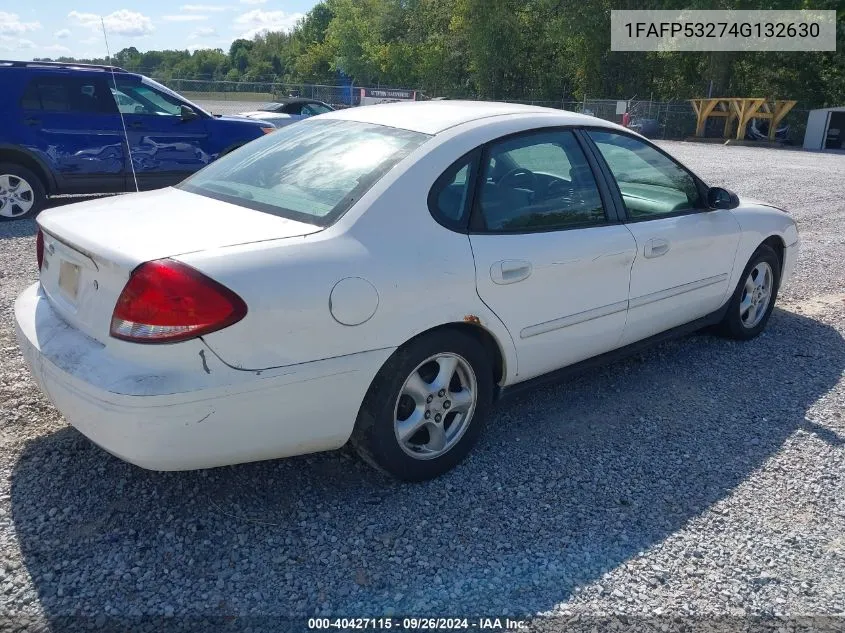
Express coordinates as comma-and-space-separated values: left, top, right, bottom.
15, 101, 799, 481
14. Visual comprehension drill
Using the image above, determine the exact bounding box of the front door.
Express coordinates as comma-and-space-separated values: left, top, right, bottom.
111, 78, 211, 190
585, 130, 741, 345
466, 129, 637, 382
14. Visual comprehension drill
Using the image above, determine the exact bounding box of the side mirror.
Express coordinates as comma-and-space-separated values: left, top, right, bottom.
180, 105, 198, 122
707, 186, 740, 210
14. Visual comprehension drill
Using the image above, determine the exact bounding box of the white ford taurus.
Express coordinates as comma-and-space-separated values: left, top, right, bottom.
15, 101, 799, 481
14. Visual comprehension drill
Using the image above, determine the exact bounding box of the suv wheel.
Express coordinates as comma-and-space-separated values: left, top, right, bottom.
0, 163, 46, 221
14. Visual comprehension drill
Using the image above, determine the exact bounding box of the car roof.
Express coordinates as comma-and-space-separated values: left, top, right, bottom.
0, 60, 132, 75
274, 98, 326, 106
320, 100, 620, 135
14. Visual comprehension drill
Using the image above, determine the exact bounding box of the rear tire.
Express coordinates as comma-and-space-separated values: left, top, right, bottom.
717, 244, 780, 341
0, 163, 46, 221
350, 330, 494, 481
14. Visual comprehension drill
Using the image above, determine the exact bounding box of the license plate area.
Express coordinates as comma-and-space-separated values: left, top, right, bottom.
58, 260, 81, 302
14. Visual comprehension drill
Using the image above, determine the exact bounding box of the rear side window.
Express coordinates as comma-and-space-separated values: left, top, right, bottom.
20, 77, 117, 114
476, 130, 607, 232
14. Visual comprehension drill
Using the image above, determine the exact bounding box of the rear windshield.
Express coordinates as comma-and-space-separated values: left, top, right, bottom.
178, 119, 430, 226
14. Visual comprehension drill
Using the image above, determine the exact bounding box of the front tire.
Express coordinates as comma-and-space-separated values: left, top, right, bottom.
718, 244, 780, 340
351, 330, 494, 481
0, 163, 46, 221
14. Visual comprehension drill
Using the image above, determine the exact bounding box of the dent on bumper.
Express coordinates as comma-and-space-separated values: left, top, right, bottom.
14, 282, 393, 471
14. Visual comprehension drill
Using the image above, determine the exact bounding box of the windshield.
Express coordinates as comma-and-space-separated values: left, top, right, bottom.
177, 119, 431, 226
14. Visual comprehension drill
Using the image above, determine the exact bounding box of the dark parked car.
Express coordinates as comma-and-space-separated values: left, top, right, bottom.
0, 60, 275, 220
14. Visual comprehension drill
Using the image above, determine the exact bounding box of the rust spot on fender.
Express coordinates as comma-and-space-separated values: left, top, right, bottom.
463, 314, 481, 325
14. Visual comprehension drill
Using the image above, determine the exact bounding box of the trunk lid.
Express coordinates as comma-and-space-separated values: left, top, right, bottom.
37, 187, 321, 344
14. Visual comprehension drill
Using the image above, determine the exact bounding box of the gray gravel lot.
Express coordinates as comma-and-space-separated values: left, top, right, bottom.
195, 100, 268, 116
0, 142, 844, 632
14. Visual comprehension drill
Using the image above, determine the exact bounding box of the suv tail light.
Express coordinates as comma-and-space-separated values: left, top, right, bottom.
110, 259, 247, 344
36, 229, 44, 270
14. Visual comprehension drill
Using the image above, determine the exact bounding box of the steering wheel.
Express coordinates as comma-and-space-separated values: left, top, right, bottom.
498, 167, 537, 190
545, 178, 574, 199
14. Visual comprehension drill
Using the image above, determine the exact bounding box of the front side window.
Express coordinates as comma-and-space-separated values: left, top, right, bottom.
20, 77, 116, 114
178, 118, 430, 226
476, 130, 606, 231
113, 80, 184, 116
587, 130, 701, 219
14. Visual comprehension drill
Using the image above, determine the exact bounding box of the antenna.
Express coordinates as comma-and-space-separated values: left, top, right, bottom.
101, 18, 139, 193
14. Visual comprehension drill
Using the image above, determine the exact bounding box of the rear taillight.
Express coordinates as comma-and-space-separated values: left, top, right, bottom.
110, 259, 247, 344
36, 229, 44, 270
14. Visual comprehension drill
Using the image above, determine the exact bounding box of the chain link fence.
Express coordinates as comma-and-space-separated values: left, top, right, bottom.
155, 78, 808, 144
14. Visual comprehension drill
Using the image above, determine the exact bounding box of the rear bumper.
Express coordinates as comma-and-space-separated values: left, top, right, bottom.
14, 282, 392, 471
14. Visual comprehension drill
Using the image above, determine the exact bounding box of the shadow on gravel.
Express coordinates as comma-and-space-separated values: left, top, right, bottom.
0, 217, 37, 239
10, 308, 845, 628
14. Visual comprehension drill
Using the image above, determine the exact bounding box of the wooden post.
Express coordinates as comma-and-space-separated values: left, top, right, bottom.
691, 98, 720, 137
724, 111, 736, 139
731, 98, 765, 140
689, 97, 796, 143
770, 100, 797, 140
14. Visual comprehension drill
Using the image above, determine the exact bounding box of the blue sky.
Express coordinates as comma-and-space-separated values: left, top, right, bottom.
0, 1, 320, 60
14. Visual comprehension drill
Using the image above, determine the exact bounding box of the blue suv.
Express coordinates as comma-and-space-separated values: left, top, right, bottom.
0, 60, 274, 220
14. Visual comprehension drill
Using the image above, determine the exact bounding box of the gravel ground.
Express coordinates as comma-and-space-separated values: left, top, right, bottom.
194, 99, 268, 116
0, 143, 844, 632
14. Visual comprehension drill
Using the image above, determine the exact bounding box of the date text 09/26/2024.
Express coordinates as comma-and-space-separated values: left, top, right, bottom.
307, 617, 529, 630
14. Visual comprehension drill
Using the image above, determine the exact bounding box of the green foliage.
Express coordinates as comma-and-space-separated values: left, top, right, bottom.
35, 0, 845, 106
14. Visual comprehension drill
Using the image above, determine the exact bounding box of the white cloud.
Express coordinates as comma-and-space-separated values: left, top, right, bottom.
163, 14, 208, 22
0, 36, 35, 51
240, 0, 267, 4
0, 12, 41, 35
68, 10, 154, 37
54, 29, 71, 39
181, 4, 228, 11
235, 9, 303, 38
190, 26, 218, 39
42, 44, 72, 54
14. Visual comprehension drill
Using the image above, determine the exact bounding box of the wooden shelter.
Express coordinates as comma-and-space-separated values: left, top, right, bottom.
689, 98, 797, 141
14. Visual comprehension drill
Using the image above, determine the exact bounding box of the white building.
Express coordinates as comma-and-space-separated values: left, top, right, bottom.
803, 106, 845, 151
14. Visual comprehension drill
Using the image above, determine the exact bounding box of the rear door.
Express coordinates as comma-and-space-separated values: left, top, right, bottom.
585, 129, 741, 345
111, 77, 211, 190
462, 129, 637, 382
18, 74, 126, 193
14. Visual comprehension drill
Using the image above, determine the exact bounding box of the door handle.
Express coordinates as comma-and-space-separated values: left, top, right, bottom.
24, 117, 41, 126
491, 260, 532, 285
644, 238, 670, 259
129, 121, 144, 129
